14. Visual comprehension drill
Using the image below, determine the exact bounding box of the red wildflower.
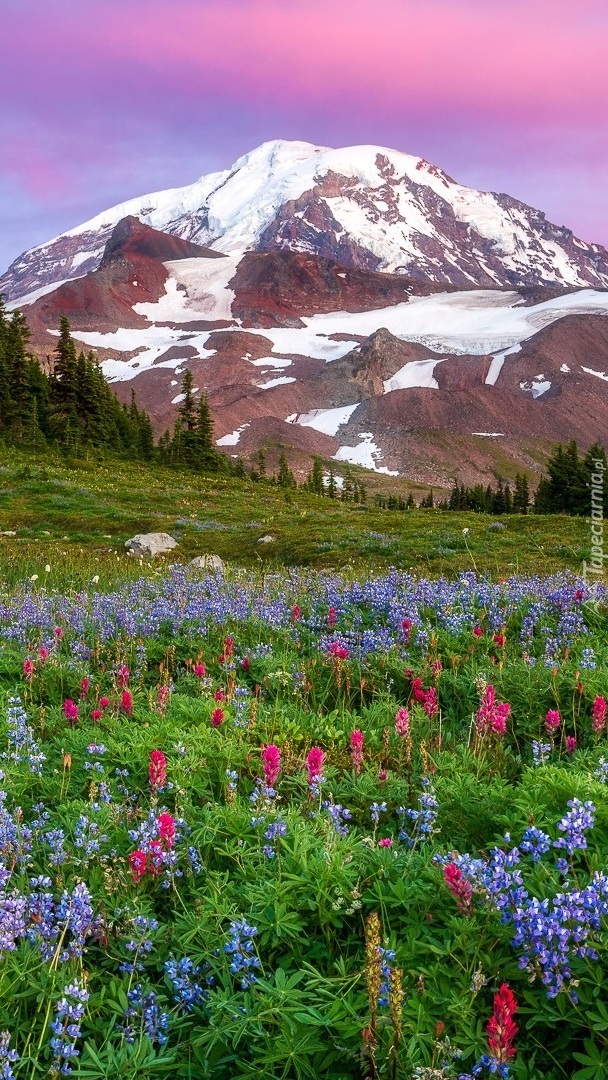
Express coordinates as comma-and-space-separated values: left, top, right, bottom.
129, 849, 148, 883
54, 627, 64, 639
23, 658, 35, 681
545, 709, 561, 735
443, 861, 473, 915
211, 707, 225, 728
394, 707, 410, 737
401, 618, 412, 642
377, 768, 388, 783
306, 746, 325, 785
493, 632, 506, 648
148, 750, 167, 789
99, 696, 110, 710
350, 729, 364, 774
214, 689, 226, 702
90, 709, 102, 721
592, 695, 607, 735
80, 677, 90, 698
117, 665, 130, 688
473, 626, 483, 637
147, 839, 164, 875
261, 744, 281, 787
328, 641, 349, 660
224, 636, 234, 657
62, 699, 79, 725
292, 604, 302, 622
156, 685, 170, 713
476, 685, 511, 736
241, 657, 250, 671
378, 837, 393, 848
486, 984, 518, 1064
158, 813, 176, 849
38, 646, 49, 662
120, 690, 133, 715
327, 607, 337, 627
423, 688, 438, 719
411, 677, 426, 704
193, 663, 206, 678
566, 736, 577, 755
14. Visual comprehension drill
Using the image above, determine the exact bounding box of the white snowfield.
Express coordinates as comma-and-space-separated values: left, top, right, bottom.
334, 433, 399, 475
6, 138, 608, 301
59, 273, 608, 386
287, 403, 361, 436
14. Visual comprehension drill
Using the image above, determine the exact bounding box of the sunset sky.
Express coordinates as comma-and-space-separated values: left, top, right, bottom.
1, 0, 607, 269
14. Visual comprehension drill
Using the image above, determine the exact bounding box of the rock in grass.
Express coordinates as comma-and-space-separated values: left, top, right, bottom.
257, 535, 276, 544
124, 532, 178, 557
188, 554, 225, 573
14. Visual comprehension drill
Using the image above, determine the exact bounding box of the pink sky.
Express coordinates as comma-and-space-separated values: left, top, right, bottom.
1, 0, 607, 268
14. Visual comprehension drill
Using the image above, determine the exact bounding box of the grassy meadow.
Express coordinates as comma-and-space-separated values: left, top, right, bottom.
0, 447, 606, 1079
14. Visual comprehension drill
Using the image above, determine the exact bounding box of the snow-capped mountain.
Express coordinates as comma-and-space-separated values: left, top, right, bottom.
3, 140, 608, 302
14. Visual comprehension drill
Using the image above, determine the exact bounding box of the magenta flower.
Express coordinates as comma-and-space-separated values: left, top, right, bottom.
545, 710, 561, 735
62, 699, 79, 725
117, 665, 130, 688
210, 708, 225, 728
566, 736, 577, 755
592, 696, 607, 735
129, 849, 148, 883
306, 747, 325, 785
476, 685, 510, 735
148, 750, 167, 789
394, 708, 410, 737
158, 813, 176, 849
443, 862, 473, 914
261, 744, 281, 787
350, 729, 364, 774
423, 687, 439, 719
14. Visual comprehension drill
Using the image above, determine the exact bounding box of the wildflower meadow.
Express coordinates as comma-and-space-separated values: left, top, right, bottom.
1, 564, 608, 1078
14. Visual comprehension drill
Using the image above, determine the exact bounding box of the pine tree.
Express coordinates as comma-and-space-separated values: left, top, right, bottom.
513, 473, 530, 514
307, 457, 324, 496
277, 450, 295, 488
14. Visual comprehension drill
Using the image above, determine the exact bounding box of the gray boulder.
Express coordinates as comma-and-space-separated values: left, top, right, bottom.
125, 532, 178, 557
188, 554, 225, 573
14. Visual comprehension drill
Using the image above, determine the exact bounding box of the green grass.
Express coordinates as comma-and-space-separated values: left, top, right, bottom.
0, 444, 593, 589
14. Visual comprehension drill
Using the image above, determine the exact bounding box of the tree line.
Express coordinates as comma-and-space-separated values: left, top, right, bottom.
2, 302, 606, 515
0, 306, 226, 471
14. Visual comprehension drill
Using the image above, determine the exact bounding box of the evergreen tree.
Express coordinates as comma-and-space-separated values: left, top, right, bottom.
307, 457, 324, 496
513, 473, 530, 514
277, 450, 295, 488
50, 316, 79, 434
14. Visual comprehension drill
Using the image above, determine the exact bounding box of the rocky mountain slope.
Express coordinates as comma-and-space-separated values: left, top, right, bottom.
14, 212, 608, 487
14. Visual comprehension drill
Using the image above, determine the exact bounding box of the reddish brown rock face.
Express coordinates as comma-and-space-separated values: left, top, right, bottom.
229, 251, 450, 327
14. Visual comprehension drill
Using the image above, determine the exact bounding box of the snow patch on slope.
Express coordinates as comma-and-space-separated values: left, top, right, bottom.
289, 403, 361, 435
383, 358, 445, 392
334, 432, 398, 474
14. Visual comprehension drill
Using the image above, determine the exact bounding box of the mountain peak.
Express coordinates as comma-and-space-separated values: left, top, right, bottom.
3, 139, 608, 303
